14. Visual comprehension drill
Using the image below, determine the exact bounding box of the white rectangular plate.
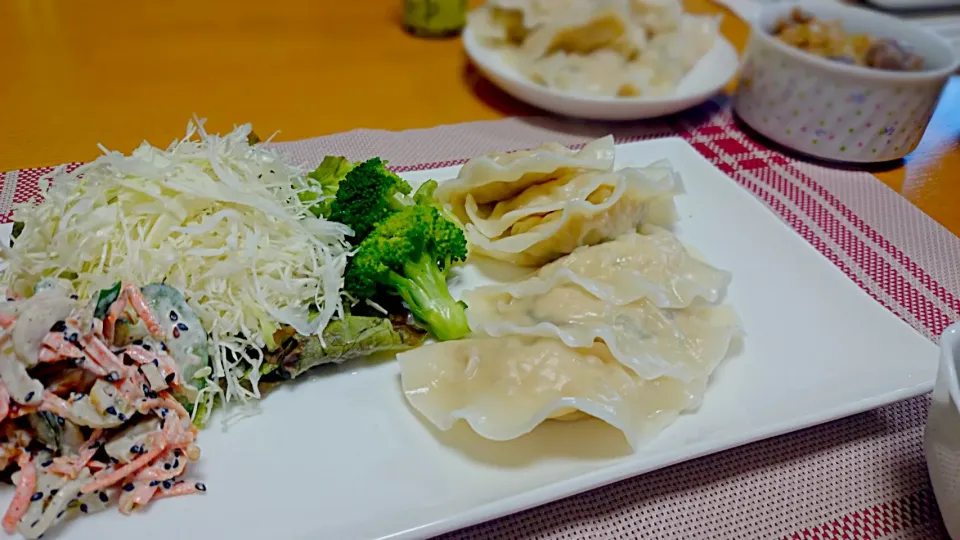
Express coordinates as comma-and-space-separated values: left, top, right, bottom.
0, 138, 938, 540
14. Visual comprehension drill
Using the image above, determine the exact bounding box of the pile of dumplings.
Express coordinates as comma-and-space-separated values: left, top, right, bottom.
397, 136, 742, 451
470, 0, 720, 98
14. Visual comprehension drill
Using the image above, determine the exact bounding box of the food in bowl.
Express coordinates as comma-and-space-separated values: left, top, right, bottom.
469, 0, 719, 98
771, 8, 924, 71
731, 1, 959, 164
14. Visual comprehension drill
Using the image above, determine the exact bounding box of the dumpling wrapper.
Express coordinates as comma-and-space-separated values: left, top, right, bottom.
398, 337, 707, 450
436, 136, 616, 223
466, 163, 683, 266
487, 229, 732, 308
465, 167, 610, 238
520, 3, 633, 61
464, 284, 740, 381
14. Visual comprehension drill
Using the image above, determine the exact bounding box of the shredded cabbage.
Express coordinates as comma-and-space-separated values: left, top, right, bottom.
1, 120, 352, 419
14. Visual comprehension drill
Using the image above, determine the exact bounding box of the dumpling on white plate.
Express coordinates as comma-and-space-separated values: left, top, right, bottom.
464, 283, 739, 381
435, 136, 616, 224
488, 228, 732, 308
519, 2, 633, 61
465, 162, 682, 266
397, 336, 707, 450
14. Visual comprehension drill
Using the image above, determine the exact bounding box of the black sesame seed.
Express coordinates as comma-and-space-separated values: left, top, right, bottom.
130, 445, 140, 454
31, 520, 38, 528
31, 492, 43, 501
110, 457, 119, 463
160, 342, 168, 352
269, 169, 275, 174
161, 408, 168, 417
142, 344, 151, 351
80, 503, 88, 513
70, 294, 78, 300
162, 480, 172, 489
24, 391, 34, 402
169, 311, 178, 322
41, 460, 52, 468
152, 358, 159, 366
50, 489, 58, 496
163, 463, 171, 470
117, 413, 127, 421
149, 480, 159, 486
133, 339, 143, 346
105, 406, 117, 415
165, 373, 175, 384
257, 174, 262, 179
173, 449, 182, 457
98, 492, 109, 503
56, 511, 64, 518
145, 391, 158, 399
67, 333, 79, 344
173, 459, 179, 468
50, 320, 66, 333
105, 371, 120, 382
142, 384, 150, 394
56, 416, 64, 426
172, 327, 180, 339
123, 483, 134, 492
176, 322, 188, 332
195, 483, 207, 492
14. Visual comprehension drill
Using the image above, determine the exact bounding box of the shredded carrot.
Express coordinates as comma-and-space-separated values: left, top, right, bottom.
105, 284, 164, 342
125, 346, 181, 385
50, 429, 102, 479
82, 336, 130, 376
77, 351, 109, 377
135, 449, 187, 482
80, 433, 166, 494
152, 482, 203, 500
122, 284, 165, 340
39, 332, 84, 361
119, 481, 158, 515
39, 391, 72, 418
2, 453, 35, 534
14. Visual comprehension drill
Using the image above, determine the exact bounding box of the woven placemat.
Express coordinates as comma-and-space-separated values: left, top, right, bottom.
3, 98, 958, 539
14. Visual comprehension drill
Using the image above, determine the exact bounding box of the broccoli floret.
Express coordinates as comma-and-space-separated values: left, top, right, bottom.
412, 179, 463, 230
345, 205, 469, 341
329, 158, 415, 239
300, 156, 357, 218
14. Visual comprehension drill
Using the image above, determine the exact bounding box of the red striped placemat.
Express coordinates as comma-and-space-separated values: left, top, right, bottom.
3, 98, 958, 539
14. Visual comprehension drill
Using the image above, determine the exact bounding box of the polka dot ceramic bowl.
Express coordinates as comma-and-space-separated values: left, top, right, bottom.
732, 1, 959, 163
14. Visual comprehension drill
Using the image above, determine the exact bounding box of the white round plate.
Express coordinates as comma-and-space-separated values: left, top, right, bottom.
462, 24, 740, 121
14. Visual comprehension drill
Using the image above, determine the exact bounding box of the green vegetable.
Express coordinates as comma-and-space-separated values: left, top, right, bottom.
266, 314, 426, 379
412, 179, 462, 228
345, 205, 469, 341
94, 282, 122, 320
301, 156, 357, 218
328, 158, 415, 240
9, 221, 24, 247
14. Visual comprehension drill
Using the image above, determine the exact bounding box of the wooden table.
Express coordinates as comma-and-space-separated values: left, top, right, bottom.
0, 0, 957, 232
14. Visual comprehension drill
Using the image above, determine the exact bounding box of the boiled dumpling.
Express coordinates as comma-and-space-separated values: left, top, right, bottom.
519, 2, 633, 61
397, 336, 707, 450
464, 162, 682, 266
464, 283, 739, 381
436, 136, 615, 224
486, 229, 731, 308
